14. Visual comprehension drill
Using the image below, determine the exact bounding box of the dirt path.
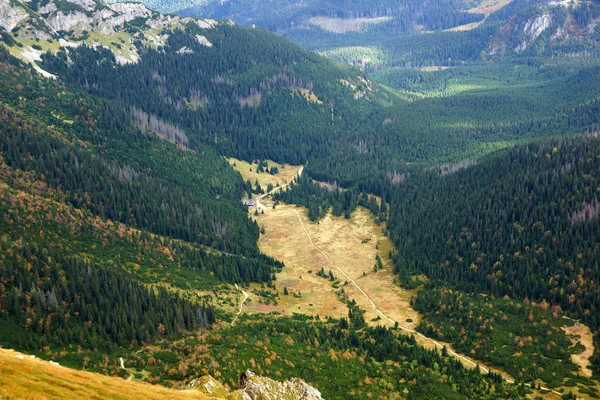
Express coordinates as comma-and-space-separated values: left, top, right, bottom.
231, 284, 248, 326
119, 357, 134, 381
255, 166, 304, 211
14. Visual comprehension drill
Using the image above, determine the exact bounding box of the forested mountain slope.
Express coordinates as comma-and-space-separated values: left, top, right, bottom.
0, 44, 285, 358
39, 24, 378, 166
294, 0, 600, 70
387, 137, 600, 375
4, 0, 600, 193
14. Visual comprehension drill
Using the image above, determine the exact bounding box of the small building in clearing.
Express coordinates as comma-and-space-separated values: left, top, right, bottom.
243, 199, 256, 207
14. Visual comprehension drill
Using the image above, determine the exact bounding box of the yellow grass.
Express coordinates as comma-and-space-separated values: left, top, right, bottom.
250, 200, 522, 385
250, 203, 420, 329
469, 0, 515, 17
0, 348, 216, 400
226, 157, 302, 194
446, 0, 514, 31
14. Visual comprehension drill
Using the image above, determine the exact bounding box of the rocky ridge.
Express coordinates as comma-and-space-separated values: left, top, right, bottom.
487, 0, 600, 56
0, 0, 227, 71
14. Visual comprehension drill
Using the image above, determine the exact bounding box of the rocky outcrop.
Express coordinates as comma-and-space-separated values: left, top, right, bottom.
486, 0, 600, 56
186, 375, 228, 397
196, 35, 213, 47
0, 0, 29, 32
65, 0, 96, 12
46, 11, 92, 32
109, 2, 153, 19
487, 11, 553, 55
187, 370, 323, 400
196, 19, 219, 29
523, 14, 552, 41
1, 0, 226, 75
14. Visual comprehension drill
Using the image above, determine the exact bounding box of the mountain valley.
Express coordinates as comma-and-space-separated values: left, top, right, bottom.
1, 0, 600, 398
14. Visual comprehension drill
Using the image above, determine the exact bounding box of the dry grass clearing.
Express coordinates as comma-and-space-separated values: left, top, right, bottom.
246, 204, 347, 319
307, 16, 393, 33
562, 322, 595, 378
250, 202, 420, 329
446, 0, 514, 31
0, 348, 215, 400
419, 66, 451, 72
469, 0, 515, 17
226, 157, 302, 193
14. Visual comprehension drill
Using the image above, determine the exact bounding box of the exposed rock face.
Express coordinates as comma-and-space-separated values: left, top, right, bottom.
0, 0, 29, 32
177, 46, 194, 55
39, 2, 58, 15
486, 0, 600, 57
187, 370, 323, 400
109, 2, 153, 19
236, 370, 323, 400
487, 12, 553, 55
196, 35, 213, 47
186, 375, 228, 397
513, 13, 551, 53
1, 0, 225, 74
196, 19, 219, 29
66, 0, 96, 12
47, 11, 92, 32
523, 14, 552, 41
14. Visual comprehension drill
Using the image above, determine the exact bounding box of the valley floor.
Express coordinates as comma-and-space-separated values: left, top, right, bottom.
229, 159, 598, 399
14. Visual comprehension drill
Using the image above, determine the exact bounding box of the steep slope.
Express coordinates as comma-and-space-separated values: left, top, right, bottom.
0, 42, 286, 361
0, 0, 228, 68
487, 0, 600, 56
0, 349, 217, 400
387, 136, 600, 378
1, 1, 600, 397
5, 0, 600, 192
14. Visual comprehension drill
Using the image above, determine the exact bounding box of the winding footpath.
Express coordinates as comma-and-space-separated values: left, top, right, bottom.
119, 357, 133, 381
255, 165, 304, 211
231, 284, 249, 326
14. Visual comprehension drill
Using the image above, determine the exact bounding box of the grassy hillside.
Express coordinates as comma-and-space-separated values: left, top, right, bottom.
0, 348, 216, 400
